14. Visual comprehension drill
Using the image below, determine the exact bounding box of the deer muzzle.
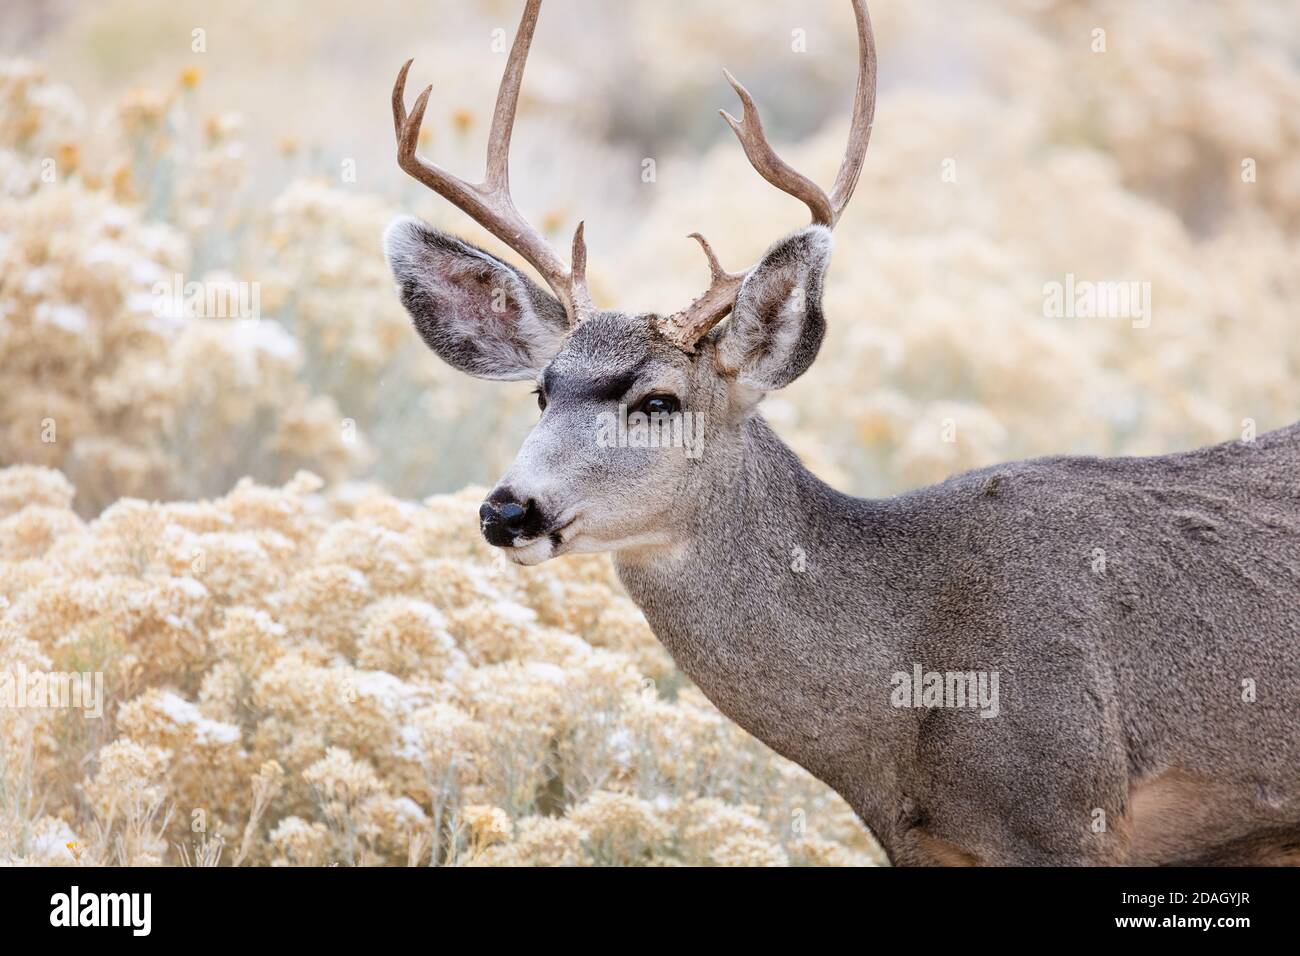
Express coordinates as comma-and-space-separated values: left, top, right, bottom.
478, 488, 544, 547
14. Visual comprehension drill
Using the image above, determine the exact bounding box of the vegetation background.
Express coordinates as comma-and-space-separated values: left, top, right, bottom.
1, 0, 1297, 865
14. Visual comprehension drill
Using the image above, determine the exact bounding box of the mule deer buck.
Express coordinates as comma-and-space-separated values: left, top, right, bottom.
384, 0, 1300, 865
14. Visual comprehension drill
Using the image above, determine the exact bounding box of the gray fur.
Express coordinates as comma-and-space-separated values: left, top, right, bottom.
618, 415, 1300, 865
387, 221, 1300, 866
383, 216, 568, 380
719, 225, 831, 389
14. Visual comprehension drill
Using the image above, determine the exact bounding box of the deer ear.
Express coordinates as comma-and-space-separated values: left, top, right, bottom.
715, 225, 832, 390
383, 216, 569, 381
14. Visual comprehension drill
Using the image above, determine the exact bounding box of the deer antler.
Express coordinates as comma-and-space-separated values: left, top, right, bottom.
654, 0, 877, 351
392, 0, 595, 326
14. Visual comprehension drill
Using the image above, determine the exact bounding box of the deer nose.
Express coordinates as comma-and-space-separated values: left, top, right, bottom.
479, 489, 537, 546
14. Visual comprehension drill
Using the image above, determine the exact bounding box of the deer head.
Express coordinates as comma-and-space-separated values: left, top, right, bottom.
384, 0, 875, 564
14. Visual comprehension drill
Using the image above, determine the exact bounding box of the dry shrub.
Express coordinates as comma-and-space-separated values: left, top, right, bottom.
0, 466, 881, 866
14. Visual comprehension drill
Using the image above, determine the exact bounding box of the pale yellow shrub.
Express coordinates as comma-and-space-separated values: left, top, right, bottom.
0, 468, 881, 865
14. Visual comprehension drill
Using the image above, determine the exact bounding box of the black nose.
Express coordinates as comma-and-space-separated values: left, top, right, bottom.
479, 489, 539, 547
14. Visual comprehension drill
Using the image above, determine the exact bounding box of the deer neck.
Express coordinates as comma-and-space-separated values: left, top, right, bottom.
612, 414, 910, 804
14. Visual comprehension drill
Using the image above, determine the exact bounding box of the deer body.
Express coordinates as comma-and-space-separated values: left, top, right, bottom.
384, 0, 1300, 864
617, 411, 1300, 865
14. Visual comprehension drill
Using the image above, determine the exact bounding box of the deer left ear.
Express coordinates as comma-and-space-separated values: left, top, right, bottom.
714, 225, 832, 390
383, 216, 570, 381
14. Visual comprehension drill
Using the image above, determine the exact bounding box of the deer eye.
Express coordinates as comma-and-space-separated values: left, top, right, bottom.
635, 394, 679, 416
533, 386, 547, 411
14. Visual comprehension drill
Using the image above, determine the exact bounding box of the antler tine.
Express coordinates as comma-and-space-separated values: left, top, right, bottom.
719, 69, 835, 227
392, 58, 414, 141
687, 232, 737, 282
656, 234, 744, 351
484, 0, 539, 191
828, 0, 877, 219
656, 0, 877, 351
392, 0, 592, 326
569, 220, 595, 316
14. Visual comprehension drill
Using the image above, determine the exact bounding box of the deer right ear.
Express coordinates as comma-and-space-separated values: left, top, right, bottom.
383, 216, 570, 381
714, 225, 832, 391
